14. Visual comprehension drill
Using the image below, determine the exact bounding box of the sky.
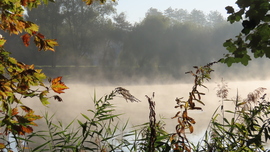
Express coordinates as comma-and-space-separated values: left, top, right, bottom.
115, 0, 238, 23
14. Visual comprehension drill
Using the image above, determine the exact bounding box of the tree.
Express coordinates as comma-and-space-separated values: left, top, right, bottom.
119, 11, 170, 76
187, 9, 207, 26
113, 12, 132, 31
221, 0, 270, 66
164, 7, 188, 23
207, 11, 226, 27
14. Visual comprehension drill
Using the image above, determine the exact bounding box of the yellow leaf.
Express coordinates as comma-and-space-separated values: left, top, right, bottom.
0, 39, 6, 47
0, 143, 5, 149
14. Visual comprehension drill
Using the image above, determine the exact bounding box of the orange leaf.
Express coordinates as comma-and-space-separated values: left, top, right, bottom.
21, 0, 28, 6
21, 33, 31, 47
12, 108, 19, 116
21, 126, 33, 134
51, 76, 69, 94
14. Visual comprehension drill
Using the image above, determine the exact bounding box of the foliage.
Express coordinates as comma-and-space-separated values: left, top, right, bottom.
0, 0, 70, 150
0, 39, 68, 150
220, 0, 270, 66
170, 62, 217, 152
15, 90, 129, 152
2, 0, 270, 152
197, 86, 270, 151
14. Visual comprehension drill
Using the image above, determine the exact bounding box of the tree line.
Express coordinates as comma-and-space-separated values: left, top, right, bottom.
3, 0, 242, 81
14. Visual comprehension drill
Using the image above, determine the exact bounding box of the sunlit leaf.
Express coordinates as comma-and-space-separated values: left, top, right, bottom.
21, 126, 33, 134
0, 143, 5, 149
0, 39, 6, 47
8, 57, 17, 65
45, 39, 58, 51
39, 90, 50, 105
51, 76, 69, 94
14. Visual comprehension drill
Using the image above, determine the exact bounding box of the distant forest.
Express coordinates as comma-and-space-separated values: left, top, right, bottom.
3, 1, 267, 83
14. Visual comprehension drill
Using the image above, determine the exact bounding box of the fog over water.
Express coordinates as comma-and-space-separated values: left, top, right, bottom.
26, 78, 270, 145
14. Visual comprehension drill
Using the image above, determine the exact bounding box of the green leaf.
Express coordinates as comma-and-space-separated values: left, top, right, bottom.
240, 54, 251, 66
224, 57, 235, 67
8, 57, 17, 65
223, 40, 236, 53
39, 90, 50, 105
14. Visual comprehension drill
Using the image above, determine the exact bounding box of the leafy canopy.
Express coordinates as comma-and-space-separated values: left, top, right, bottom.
0, 0, 72, 144
220, 0, 270, 66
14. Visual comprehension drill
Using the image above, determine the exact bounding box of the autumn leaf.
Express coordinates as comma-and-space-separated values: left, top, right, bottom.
20, 105, 31, 113
21, 0, 28, 6
12, 108, 19, 116
36, 33, 45, 39
45, 39, 58, 51
0, 39, 6, 47
189, 124, 194, 133
21, 33, 31, 47
21, 126, 33, 134
51, 76, 69, 94
0, 143, 5, 149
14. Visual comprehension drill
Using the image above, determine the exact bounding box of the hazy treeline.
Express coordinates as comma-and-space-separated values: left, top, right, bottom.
3, 1, 247, 82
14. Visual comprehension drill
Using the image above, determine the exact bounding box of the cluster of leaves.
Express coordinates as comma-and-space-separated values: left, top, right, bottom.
197, 86, 270, 151
170, 62, 217, 152
0, 42, 68, 150
13, 90, 129, 152
0, 0, 59, 51
220, 0, 270, 66
0, 0, 71, 150
0, 54, 69, 150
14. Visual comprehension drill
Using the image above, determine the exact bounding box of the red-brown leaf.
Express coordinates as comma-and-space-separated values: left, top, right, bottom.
21, 33, 31, 47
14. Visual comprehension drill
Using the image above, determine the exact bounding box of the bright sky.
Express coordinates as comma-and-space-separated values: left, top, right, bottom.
115, 0, 237, 23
